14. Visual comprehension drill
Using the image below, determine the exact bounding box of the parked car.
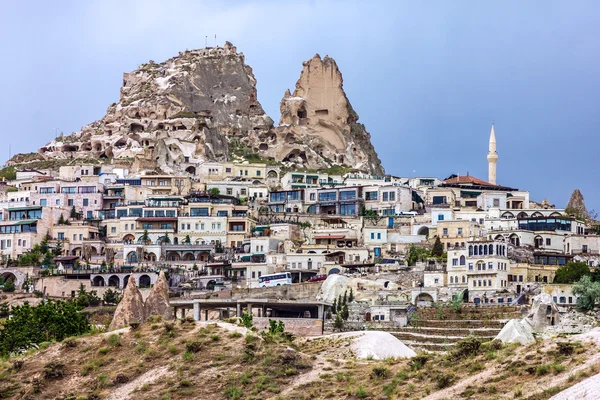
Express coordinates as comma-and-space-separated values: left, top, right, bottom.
307, 274, 328, 282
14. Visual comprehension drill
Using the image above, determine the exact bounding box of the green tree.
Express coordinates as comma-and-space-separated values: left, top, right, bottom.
208, 188, 220, 197
341, 304, 349, 320
298, 221, 312, 241
184, 235, 191, 244
70, 206, 79, 219
343, 290, 347, 306
162, 232, 171, 244
140, 230, 150, 245
337, 295, 343, 313
334, 313, 344, 330
53, 241, 63, 257
406, 245, 431, 266
102, 288, 121, 305
42, 252, 54, 268
2, 279, 15, 292
554, 262, 590, 284
349, 288, 354, 303
431, 236, 444, 257
0, 300, 90, 355
573, 275, 600, 311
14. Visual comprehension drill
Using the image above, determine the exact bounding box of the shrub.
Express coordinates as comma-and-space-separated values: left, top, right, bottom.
107, 334, 121, 347
410, 354, 429, 370
224, 385, 243, 399
129, 322, 140, 330
98, 347, 110, 355
450, 337, 482, 360
557, 342, 574, 356
12, 360, 24, 370
229, 331, 242, 339
240, 312, 253, 329
356, 387, 368, 398
186, 341, 203, 353
210, 334, 220, 342
371, 366, 390, 379
182, 352, 194, 362
113, 373, 129, 385
62, 337, 77, 348
436, 373, 454, 389
43, 361, 66, 379
536, 364, 550, 376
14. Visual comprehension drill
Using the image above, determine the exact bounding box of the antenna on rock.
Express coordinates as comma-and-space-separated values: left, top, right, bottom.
214, 34, 217, 47
205, 36, 208, 48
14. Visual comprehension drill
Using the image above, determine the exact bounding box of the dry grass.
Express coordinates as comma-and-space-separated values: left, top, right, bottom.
0, 321, 598, 400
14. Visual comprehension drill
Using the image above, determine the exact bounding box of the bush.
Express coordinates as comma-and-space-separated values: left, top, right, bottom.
224, 385, 243, 399
107, 334, 121, 347
186, 341, 203, 353
43, 361, 66, 379
102, 289, 121, 305
240, 312, 253, 329
435, 373, 454, 389
370, 366, 390, 379
0, 300, 90, 355
113, 373, 129, 385
450, 337, 482, 360
557, 342, 574, 356
410, 354, 429, 370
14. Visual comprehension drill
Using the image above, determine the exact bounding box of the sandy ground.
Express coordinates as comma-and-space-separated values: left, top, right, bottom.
106, 366, 169, 400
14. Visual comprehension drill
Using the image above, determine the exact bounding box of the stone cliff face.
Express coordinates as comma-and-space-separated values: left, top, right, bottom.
30, 43, 384, 174
566, 189, 589, 220
252, 54, 384, 175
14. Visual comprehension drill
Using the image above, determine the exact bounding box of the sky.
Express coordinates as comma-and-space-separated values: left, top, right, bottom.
1, 1, 599, 211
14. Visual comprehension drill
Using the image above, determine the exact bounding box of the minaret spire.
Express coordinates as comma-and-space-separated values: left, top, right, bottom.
487, 123, 498, 184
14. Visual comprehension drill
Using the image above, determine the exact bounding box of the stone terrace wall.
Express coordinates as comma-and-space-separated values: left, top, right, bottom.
232, 281, 323, 300
253, 317, 323, 336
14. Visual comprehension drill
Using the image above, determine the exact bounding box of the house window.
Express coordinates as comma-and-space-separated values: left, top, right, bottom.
468, 263, 473, 270
443, 228, 448, 235
56, 199, 60, 205
452, 258, 458, 266
493, 198, 500, 207
370, 233, 375, 240
546, 238, 551, 246
438, 214, 444, 221
57, 232, 65, 240
434, 278, 439, 284
457, 228, 463, 235
40, 199, 47, 206
377, 233, 381, 240
225, 168, 231, 173
310, 193, 315, 201
240, 189, 247, 196
83, 198, 89, 206
111, 227, 116, 233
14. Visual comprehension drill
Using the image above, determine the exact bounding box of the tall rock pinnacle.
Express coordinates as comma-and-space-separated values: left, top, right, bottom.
566, 189, 589, 220
109, 275, 146, 331
144, 270, 173, 321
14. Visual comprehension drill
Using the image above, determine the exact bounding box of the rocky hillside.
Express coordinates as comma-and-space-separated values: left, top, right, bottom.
15, 42, 384, 175
1, 318, 600, 399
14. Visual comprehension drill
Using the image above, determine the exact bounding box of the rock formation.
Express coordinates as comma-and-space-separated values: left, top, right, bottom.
143, 270, 172, 321
109, 275, 145, 331
251, 54, 384, 174
566, 189, 589, 220
22, 43, 384, 175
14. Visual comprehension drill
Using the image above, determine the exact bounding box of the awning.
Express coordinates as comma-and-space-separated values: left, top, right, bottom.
314, 235, 345, 240
252, 254, 265, 257
147, 197, 182, 201
15, 219, 38, 226
7, 206, 42, 212
240, 255, 251, 261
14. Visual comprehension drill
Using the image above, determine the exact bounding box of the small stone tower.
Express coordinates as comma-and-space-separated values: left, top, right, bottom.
487, 123, 498, 185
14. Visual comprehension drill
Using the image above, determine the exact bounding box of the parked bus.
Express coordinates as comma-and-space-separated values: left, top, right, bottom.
258, 272, 292, 287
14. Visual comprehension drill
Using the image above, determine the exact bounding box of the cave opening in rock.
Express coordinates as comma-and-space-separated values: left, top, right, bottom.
130, 123, 144, 133
315, 109, 329, 116
185, 166, 196, 175
114, 139, 127, 148
259, 143, 268, 151
297, 107, 307, 119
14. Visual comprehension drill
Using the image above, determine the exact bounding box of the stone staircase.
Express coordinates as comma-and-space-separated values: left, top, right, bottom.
388, 305, 523, 352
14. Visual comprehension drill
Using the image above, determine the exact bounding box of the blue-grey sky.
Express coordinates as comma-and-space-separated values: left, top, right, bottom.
1, 1, 599, 211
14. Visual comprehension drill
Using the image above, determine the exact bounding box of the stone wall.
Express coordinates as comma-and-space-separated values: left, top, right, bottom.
232, 281, 323, 300
253, 317, 323, 336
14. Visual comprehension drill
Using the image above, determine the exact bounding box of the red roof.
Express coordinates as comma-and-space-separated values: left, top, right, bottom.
443, 175, 493, 186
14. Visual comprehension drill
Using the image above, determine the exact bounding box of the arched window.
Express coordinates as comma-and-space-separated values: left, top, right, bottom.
484, 245, 488, 255
488, 244, 493, 255
460, 255, 466, 266
462, 276, 466, 283
479, 245, 483, 255
489, 279, 492, 287
469, 245, 473, 256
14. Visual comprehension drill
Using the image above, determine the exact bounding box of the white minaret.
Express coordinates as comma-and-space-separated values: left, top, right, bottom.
487, 123, 498, 184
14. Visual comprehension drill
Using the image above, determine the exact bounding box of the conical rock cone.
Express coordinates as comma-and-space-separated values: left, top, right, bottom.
109, 275, 146, 330
144, 270, 172, 321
